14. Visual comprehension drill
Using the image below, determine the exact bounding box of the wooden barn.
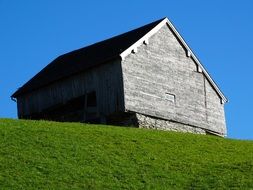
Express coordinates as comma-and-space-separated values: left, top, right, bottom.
11, 17, 228, 136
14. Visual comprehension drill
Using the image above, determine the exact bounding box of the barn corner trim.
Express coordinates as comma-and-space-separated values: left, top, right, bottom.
120, 17, 228, 104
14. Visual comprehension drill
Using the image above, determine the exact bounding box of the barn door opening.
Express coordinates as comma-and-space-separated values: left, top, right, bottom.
41, 95, 85, 122
85, 91, 99, 123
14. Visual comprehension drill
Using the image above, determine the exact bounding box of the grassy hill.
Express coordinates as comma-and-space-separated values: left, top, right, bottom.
0, 119, 252, 189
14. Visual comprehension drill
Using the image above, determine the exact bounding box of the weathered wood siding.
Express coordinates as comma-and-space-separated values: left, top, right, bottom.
17, 59, 124, 119
121, 24, 226, 135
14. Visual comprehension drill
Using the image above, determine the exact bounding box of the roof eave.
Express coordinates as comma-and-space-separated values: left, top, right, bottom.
11, 55, 121, 98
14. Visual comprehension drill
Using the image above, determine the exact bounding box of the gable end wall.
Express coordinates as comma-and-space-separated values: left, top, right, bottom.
121, 24, 226, 135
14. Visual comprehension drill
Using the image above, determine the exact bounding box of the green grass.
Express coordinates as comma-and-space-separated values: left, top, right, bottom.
0, 119, 252, 189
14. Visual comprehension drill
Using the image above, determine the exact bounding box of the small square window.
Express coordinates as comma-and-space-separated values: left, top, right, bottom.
165, 93, 175, 103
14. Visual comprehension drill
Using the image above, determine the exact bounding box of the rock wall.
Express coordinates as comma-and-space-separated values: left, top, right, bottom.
135, 113, 206, 135
107, 112, 206, 135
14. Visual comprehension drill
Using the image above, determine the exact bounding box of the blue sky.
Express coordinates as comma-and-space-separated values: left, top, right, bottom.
1, 1, 252, 140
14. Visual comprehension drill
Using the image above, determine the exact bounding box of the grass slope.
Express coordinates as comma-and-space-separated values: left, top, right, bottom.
0, 119, 252, 189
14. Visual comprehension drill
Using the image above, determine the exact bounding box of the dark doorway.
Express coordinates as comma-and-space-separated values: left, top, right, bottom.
85, 91, 99, 123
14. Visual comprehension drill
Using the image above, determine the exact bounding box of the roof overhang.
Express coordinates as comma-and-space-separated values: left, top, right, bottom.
120, 18, 228, 104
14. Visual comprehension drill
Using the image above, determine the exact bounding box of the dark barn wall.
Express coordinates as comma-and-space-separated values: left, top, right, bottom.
121, 25, 226, 135
16, 59, 124, 122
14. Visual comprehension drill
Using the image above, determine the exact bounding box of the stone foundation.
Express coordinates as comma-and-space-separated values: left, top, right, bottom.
107, 112, 206, 135
135, 113, 206, 135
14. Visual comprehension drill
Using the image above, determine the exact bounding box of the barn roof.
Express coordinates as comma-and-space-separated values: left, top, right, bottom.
12, 17, 227, 103
12, 18, 164, 98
